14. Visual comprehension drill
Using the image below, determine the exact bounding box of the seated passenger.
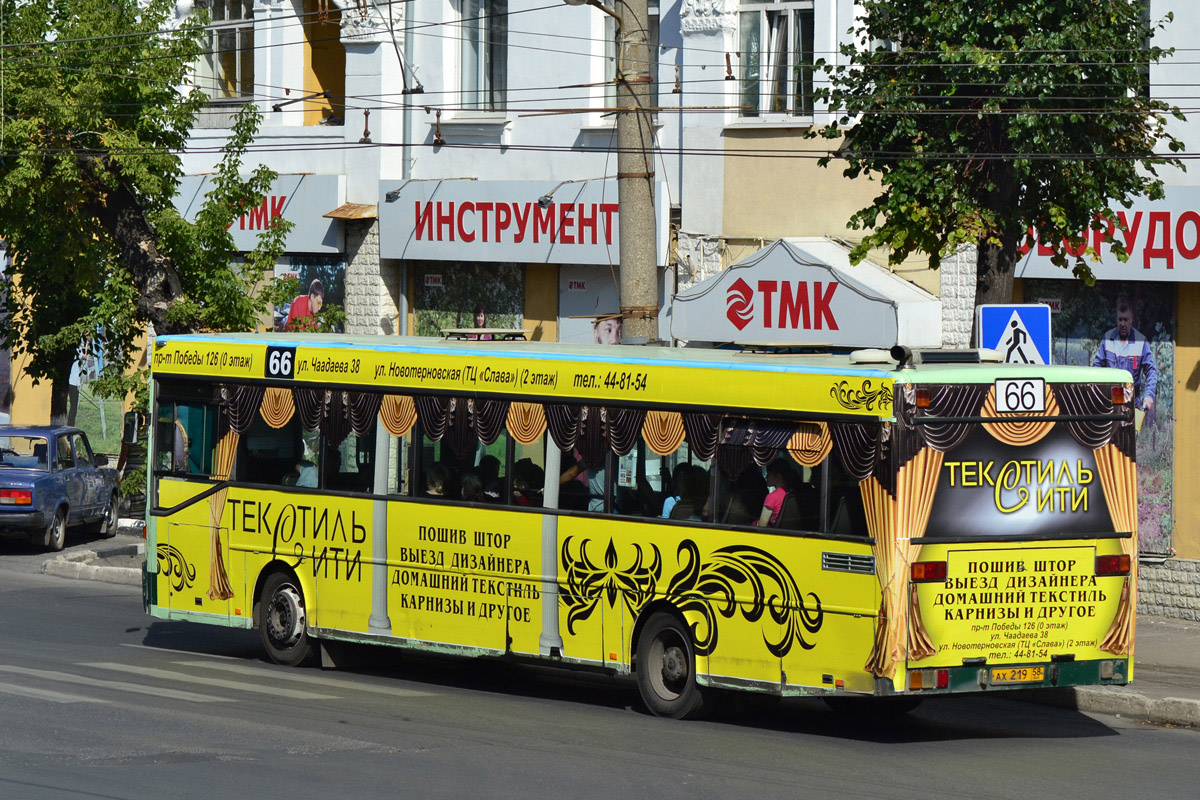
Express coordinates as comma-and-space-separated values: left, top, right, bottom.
661, 463, 693, 519
756, 459, 795, 527
296, 460, 318, 488
424, 463, 448, 499
512, 458, 544, 507
461, 471, 485, 503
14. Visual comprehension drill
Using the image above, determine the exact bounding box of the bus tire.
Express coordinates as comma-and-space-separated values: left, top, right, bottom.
635, 612, 711, 720
259, 571, 315, 667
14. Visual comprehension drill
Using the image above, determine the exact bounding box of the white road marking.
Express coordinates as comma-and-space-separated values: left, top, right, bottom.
171, 660, 435, 697
81, 662, 339, 701
0, 680, 107, 704
0, 665, 231, 704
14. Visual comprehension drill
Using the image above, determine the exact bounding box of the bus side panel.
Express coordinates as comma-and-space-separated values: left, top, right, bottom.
908, 538, 1128, 669
154, 479, 236, 622
557, 517, 879, 693
384, 501, 543, 655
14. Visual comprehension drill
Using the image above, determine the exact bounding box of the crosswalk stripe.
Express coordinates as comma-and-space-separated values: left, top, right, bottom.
81, 662, 339, 701
171, 660, 435, 697
0, 680, 107, 704
0, 665, 231, 705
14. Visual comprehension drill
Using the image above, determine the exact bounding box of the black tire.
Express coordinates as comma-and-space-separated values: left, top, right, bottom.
91, 494, 118, 538
823, 695, 923, 716
258, 571, 315, 667
635, 612, 712, 719
43, 508, 67, 552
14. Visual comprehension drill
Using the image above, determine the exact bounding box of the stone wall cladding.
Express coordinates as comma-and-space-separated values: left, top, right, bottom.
343, 220, 398, 335
1139, 558, 1200, 621
940, 244, 977, 348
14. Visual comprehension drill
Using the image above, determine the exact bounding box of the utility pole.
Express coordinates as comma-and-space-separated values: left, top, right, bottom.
568, 0, 659, 343
613, 0, 658, 344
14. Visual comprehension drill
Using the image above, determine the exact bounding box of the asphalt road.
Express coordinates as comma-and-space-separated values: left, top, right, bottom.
0, 558, 1197, 800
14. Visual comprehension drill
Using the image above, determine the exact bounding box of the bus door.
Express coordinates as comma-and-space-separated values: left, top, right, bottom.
158, 519, 232, 621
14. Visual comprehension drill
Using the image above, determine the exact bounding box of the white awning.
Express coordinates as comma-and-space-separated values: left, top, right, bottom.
670, 238, 941, 349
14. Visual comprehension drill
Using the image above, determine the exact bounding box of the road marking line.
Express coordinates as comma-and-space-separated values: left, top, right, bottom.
80, 662, 340, 701
171, 660, 436, 697
119, 644, 242, 661
0, 680, 107, 704
0, 665, 231, 704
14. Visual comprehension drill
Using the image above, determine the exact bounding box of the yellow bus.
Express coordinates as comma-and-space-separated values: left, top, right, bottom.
145, 333, 1138, 718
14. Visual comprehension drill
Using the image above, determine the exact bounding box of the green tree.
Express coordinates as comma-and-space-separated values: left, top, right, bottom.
0, 0, 293, 421
815, 1, 1185, 311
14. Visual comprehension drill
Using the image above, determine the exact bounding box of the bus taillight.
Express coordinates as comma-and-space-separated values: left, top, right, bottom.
1095, 554, 1130, 576
1111, 385, 1132, 405
909, 669, 950, 690
911, 561, 947, 582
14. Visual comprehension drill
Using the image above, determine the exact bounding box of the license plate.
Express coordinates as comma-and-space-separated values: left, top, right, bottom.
990, 666, 1045, 685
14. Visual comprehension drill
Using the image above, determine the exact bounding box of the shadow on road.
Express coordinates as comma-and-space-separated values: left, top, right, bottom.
139, 620, 1120, 744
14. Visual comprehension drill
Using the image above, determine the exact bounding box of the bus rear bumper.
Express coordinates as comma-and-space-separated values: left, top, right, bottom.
903, 658, 1130, 695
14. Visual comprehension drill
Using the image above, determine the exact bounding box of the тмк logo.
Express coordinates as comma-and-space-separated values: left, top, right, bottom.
726, 278, 754, 330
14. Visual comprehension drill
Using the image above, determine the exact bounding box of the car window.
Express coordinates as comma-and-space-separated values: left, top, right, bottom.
56, 435, 74, 470
71, 434, 92, 467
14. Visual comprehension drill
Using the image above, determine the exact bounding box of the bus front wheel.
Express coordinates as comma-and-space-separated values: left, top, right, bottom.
635, 612, 712, 720
259, 571, 315, 667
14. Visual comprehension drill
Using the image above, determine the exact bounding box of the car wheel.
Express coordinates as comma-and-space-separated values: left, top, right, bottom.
94, 494, 118, 538
259, 571, 315, 667
43, 508, 67, 552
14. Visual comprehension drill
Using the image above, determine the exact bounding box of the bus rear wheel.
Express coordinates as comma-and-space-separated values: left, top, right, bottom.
635, 612, 712, 720
259, 571, 314, 667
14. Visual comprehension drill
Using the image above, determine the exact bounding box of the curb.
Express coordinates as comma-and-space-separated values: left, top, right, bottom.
1014, 685, 1200, 728
42, 543, 144, 587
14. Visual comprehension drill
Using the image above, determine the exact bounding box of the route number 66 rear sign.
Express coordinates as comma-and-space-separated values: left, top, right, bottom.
994, 378, 1046, 413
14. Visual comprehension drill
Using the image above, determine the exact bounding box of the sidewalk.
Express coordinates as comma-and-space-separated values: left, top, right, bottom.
42, 528, 1200, 728
1017, 615, 1200, 728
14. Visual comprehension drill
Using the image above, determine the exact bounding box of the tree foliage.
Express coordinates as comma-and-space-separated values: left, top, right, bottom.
815, 0, 1185, 307
0, 0, 294, 419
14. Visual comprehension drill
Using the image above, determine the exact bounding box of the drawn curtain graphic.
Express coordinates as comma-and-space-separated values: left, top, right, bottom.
787, 422, 832, 468
208, 384, 263, 602
260, 387, 296, 429
506, 401, 546, 444
642, 410, 685, 456
380, 394, 418, 437
981, 384, 1059, 446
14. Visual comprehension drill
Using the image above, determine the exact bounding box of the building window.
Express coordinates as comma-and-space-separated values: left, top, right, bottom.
459, 0, 508, 111
604, 4, 660, 119
198, 0, 255, 100
739, 1, 814, 118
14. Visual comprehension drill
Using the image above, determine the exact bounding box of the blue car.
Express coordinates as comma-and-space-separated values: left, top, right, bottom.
0, 426, 119, 551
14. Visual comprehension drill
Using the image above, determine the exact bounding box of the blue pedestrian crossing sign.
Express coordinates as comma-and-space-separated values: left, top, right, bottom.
977, 304, 1052, 365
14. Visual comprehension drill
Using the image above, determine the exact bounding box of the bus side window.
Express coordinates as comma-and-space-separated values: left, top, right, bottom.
321, 419, 377, 494
238, 415, 306, 487
826, 457, 868, 537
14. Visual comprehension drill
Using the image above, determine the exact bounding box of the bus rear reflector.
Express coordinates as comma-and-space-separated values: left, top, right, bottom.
1095, 554, 1130, 576
911, 561, 947, 582
0, 489, 32, 505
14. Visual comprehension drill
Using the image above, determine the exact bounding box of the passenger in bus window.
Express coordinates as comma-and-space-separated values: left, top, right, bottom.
461, 471, 484, 503
661, 463, 691, 519
669, 467, 708, 521
722, 467, 767, 525
296, 460, 317, 488
478, 454, 502, 502
756, 459, 795, 527
424, 463, 448, 498
513, 459, 544, 507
